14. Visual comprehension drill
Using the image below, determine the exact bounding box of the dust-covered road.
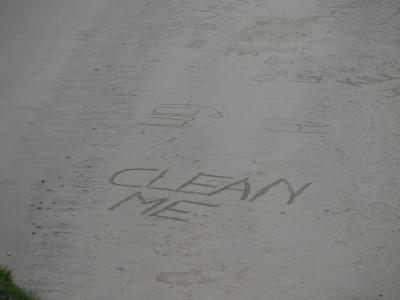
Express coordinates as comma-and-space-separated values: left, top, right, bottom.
1, 0, 400, 299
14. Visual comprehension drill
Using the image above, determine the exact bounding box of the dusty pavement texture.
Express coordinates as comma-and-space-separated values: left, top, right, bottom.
1, 0, 400, 299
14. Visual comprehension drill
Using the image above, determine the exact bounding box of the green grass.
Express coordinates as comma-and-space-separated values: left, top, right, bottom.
0, 267, 40, 300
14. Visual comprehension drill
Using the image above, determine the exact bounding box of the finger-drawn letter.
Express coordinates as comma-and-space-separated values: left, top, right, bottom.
150, 200, 219, 222
336, 78, 367, 87
147, 169, 174, 191
108, 191, 168, 215
207, 178, 250, 200
248, 179, 311, 205
109, 168, 160, 187
175, 173, 233, 195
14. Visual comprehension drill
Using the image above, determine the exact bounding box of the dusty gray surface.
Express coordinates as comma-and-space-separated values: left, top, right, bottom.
1, 0, 399, 299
